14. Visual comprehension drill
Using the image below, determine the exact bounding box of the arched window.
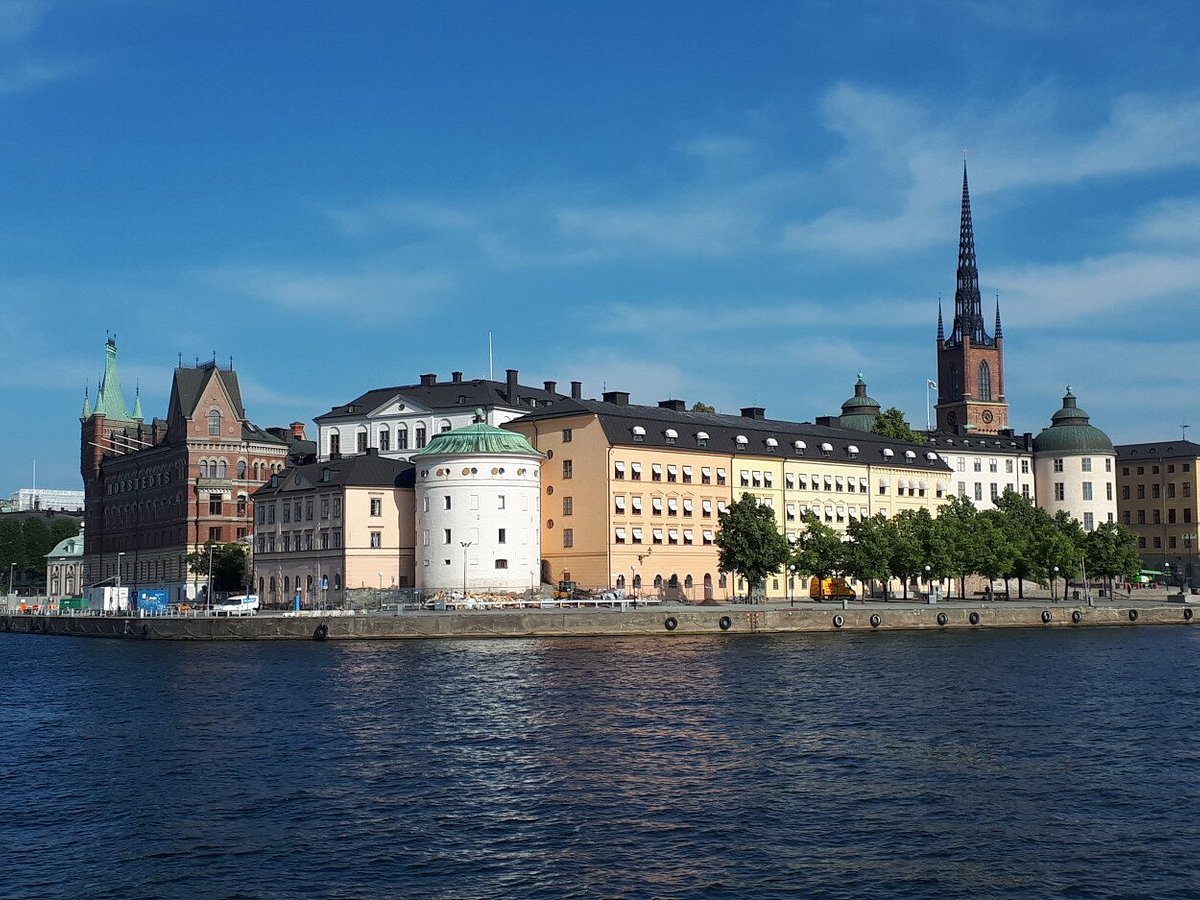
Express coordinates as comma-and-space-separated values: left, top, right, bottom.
978, 361, 992, 402
217, 459, 227, 479
208, 409, 221, 436
439, 419, 452, 433
654, 574, 664, 589
329, 432, 341, 457
616, 574, 626, 589
356, 429, 368, 453
199, 460, 209, 478
950, 365, 960, 397
334, 573, 342, 591
236, 494, 247, 517
397, 425, 408, 450
633, 574, 642, 591
415, 425, 427, 449
269, 576, 276, 599
237, 460, 247, 479
684, 574, 694, 589
378, 427, 390, 452
283, 576, 290, 595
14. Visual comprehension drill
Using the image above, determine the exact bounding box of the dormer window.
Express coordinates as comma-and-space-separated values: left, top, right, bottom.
321, 468, 331, 482
905, 450, 917, 460
735, 435, 748, 449
632, 426, 646, 442
765, 437, 778, 453
882, 448, 894, 458
847, 445, 859, 458
820, 442, 833, 457
696, 431, 709, 447
925, 451, 939, 461
794, 440, 806, 455
665, 428, 678, 445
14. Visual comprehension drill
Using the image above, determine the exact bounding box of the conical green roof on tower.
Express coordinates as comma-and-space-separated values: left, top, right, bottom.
410, 422, 542, 459
91, 338, 132, 421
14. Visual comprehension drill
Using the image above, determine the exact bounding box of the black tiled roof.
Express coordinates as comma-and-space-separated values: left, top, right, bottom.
171, 363, 245, 421
1114, 440, 1200, 460
508, 398, 953, 473
316, 377, 564, 422
253, 451, 415, 498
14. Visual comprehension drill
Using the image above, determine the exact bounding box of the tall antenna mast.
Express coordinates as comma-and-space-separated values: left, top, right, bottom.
488, 332, 493, 381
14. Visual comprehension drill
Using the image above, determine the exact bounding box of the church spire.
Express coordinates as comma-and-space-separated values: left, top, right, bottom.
80, 386, 91, 422
994, 293, 1003, 339
951, 160, 993, 348
936, 298, 944, 341
132, 385, 144, 421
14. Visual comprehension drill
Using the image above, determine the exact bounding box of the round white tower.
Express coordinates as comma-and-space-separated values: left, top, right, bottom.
412, 420, 543, 594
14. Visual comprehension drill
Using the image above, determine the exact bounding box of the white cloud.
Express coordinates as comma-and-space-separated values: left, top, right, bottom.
197, 263, 456, 316
1129, 196, 1200, 247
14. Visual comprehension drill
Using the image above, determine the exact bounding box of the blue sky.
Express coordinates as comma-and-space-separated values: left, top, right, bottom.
3, 1, 1199, 497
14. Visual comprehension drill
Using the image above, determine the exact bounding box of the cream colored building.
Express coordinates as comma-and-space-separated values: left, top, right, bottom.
252, 450, 416, 606
1032, 390, 1117, 533
505, 393, 953, 601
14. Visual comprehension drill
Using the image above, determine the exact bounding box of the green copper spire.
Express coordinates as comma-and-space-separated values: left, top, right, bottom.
132, 386, 143, 421
92, 337, 132, 421
80, 386, 91, 421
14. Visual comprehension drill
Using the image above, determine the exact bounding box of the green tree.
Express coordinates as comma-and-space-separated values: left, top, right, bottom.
716, 492, 789, 600
931, 495, 980, 598
0, 517, 26, 592
992, 490, 1040, 597
691, 401, 716, 414
871, 407, 926, 444
844, 513, 893, 596
976, 509, 1017, 595
791, 512, 846, 599
49, 518, 81, 545
186, 542, 249, 595
888, 508, 935, 599
21, 517, 53, 590
1085, 522, 1141, 594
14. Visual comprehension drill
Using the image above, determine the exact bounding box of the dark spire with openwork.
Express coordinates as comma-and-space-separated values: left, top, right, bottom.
947, 162, 995, 348
994, 294, 1003, 339
936, 299, 944, 341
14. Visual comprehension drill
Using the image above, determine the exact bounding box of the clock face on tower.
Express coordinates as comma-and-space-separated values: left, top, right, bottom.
982, 409, 995, 425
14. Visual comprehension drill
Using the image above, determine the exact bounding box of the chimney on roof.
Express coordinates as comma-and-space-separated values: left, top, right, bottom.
741, 407, 766, 420
659, 399, 686, 412
544, 380, 556, 394
603, 390, 630, 406
506, 368, 519, 405
290, 421, 307, 440
452, 371, 463, 383
571, 381, 582, 400
420, 373, 436, 386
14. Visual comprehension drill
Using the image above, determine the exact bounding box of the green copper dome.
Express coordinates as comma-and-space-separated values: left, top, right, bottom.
410, 422, 542, 459
1032, 389, 1114, 454
839, 373, 882, 432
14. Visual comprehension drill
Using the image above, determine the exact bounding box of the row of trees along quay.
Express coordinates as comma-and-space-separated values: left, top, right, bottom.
715, 489, 1143, 601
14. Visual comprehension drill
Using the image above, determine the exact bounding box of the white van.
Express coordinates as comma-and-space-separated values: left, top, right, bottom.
211, 594, 260, 616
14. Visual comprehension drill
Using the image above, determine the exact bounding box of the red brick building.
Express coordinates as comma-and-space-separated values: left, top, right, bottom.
80, 340, 306, 602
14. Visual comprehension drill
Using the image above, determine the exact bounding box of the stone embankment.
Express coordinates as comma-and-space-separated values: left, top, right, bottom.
2, 599, 1196, 641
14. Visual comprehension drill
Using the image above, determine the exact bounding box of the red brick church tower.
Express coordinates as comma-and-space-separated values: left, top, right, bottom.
935, 161, 1007, 435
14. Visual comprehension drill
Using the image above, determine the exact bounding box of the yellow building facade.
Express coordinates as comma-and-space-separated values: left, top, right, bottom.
506, 393, 953, 601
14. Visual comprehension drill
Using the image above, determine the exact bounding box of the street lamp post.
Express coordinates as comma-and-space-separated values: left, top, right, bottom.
207, 542, 214, 611
788, 565, 796, 607
1052, 565, 1059, 602
9, 561, 16, 598
460, 541, 473, 598
924, 564, 931, 599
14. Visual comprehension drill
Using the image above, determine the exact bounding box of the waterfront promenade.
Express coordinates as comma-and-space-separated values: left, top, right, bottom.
2, 587, 1194, 641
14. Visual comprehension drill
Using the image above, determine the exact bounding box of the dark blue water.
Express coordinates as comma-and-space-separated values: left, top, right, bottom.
3, 627, 1199, 899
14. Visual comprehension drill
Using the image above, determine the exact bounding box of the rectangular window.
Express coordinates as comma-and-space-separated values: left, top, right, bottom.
1005, 459, 1014, 474
683, 466, 693, 483
563, 528, 573, 549
305, 499, 313, 520
654, 464, 664, 482
701, 467, 712, 484
1153, 510, 1161, 524
208, 493, 222, 515
716, 468, 727, 486
562, 496, 573, 516
379, 430, 390, 452
561, 428, 573, 443
958, 481, 966, 497
1054, 459, 1064, 473
498, 528, 507, 544
667, 465, 677, 483
1169, 536, 1177, 549
1081, 458, 1092, 472
333, 497, 341, 517
1082, 482, 1093, 501
1168, 508, 1177, 524
1106, 459, 1112, 473
957, 458, 965, 472
444, 529, 452, 544
495, 559, 509, 569
614, 462, 625, 479
1021, 484, 1030, 498
370, 531, 381, 549
357, 432, 368, 453
562, 459, 573, 479
497, 495, 506, 509
1168, 483, 1177, 498
1152, 484, 1161, 500
1137, 485, 1145, 499
1083, 512, 1094, 531
321, 497, 330, 518
989, 459, 998, 473
1122, 486, 1130, 500
1021, 459, 1030, 474
973, 459, 982, 472
208, 526, 222, 543
1054, 483, 1065, 501
1106, 483, 1113, 501
370, 497, 382, 516
1137, 510, 1146, 525
443, 495, 452, 510
1123, 511, 1131, 525
1153, 537, 1162, 549
631, 463, 641, 480
974, 484, 983, 501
